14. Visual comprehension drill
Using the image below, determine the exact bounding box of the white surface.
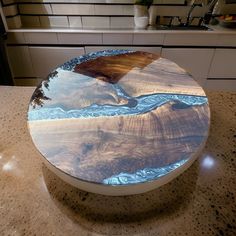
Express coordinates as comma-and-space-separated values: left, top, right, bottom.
161, 48, 215, 79
163, 33, 219, 46
24, 32, 58, 44
58, 33, 103, 44
51, 4, 95, 15
110, 17, 134, 29
29, 47, 85, 78
134, 17, 149, 29
85, 46, 161, 54
208, 49, 236, 78
6, 25, 236, 35
94, 5, 123, 15
82, 17, 110, 29
68, 17, 82, 28
133, 33, 164, 45
5, 24, 236, 90
40, 16, 69, 28
102, 33, 133, 44
217, 34, 236, 47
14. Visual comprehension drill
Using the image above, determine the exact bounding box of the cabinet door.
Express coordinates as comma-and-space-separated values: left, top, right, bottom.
161, 48, 214, 85
208, 49, 236, 78
7, 46, 35, 77
29, 47, 85, 78
85, 46, 161, 54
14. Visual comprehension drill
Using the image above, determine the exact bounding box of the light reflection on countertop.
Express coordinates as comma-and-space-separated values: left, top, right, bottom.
201, 154, 216, 169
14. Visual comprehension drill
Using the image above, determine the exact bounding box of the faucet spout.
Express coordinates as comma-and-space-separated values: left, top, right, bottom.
208, 0, 219, 10
185, 2, 202, 26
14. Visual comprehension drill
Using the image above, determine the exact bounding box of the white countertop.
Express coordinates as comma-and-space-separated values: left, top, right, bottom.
7, 24, 236, 34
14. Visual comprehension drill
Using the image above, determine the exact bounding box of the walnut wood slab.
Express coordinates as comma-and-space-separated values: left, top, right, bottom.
27, 50, 210, 196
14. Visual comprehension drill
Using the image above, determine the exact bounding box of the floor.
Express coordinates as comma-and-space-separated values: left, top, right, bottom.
0, 86, 235, 236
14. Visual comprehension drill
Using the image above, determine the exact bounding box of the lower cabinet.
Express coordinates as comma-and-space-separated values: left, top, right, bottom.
161, 48, 215, 85
6, 45, 236, 90
85, 46, 161, 54
7, 46, 35, 78
14, 77, 43, 86
208, 49, 236, 79
29, 47, 85, 78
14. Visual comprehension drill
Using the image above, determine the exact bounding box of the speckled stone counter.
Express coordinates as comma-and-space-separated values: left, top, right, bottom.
0, 86, 235, 236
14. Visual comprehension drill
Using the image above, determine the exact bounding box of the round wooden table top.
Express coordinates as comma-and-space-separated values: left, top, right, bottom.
27, 50, 210, 196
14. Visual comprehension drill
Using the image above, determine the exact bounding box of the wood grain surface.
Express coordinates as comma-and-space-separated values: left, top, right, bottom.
28, 50, 210, 185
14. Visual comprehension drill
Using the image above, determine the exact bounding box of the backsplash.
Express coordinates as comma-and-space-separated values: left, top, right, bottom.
1, 0, 236, 29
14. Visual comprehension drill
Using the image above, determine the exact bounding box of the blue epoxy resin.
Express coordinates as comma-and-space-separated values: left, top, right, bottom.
28, 92, 207, 121
103, 158, 188, 185
27, 50, 210, 193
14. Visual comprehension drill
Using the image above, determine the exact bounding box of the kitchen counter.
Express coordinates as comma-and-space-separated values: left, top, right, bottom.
0, 85, 235, 235
6, 24, 236, 48
7, 24, 236, 34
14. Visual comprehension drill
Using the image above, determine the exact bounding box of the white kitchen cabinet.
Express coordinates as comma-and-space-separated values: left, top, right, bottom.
208, 49, 236, 78
29, 47, 85, 78
133, 33, 164, 45
58, 33, 102, 45
7, 46, 35, 77
205, 79, 236, 91
161, 48, 215, 85
163, 33, 219, 46
24, 32, 58, 44
85, 46, 161, 54
102, 33, 133, 45
217, 35, 236, 47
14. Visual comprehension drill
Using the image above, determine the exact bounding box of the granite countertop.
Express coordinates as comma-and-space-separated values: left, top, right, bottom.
0, 86, 235, 236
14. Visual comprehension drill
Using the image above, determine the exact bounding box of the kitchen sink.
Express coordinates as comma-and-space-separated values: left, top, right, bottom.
155, 25, 212, 31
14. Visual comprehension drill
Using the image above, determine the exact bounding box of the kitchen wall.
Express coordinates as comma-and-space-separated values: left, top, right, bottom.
3, 0, 236, 29
2, 0, 236, 29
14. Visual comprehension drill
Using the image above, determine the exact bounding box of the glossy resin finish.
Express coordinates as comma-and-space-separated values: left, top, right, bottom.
28, 50, 210, 194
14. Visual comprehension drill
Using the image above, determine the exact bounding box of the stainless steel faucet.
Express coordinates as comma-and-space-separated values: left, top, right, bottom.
185, 0, 219, 26
185, 1, 203, 26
